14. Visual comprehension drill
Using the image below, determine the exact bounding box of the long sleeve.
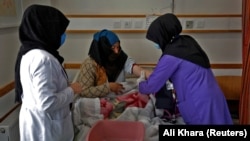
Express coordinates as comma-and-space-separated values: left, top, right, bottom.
20, 49, 74, 112
139, 55, 182, 94
77, 57, 110, 98
115, 57, 135, 82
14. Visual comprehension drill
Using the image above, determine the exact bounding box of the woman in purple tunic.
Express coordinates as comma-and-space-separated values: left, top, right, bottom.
138, 13, 233, 125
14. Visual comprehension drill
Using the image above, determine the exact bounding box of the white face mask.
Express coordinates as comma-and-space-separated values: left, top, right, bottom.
154, 43, 160, 49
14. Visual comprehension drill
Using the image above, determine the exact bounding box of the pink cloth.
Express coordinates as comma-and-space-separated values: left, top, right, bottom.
100, 99, 113, 119
116, 92, 149, 108
100, 92, 149, 119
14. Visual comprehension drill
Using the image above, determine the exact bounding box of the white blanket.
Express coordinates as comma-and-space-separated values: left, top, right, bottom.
72, 94, 185, 141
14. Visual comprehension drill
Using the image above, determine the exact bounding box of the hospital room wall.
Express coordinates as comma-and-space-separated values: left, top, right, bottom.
0, 0, 242, 111
0, 0, 242, 86
0, 0, 52, 121
52, 0, 242, 80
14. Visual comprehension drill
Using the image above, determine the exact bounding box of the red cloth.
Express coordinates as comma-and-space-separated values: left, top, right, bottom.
100, 98, 113, 119
116, 92, 149, 108
100, 92, 149, 119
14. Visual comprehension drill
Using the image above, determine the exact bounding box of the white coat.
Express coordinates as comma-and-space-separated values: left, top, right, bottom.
19, 49, 75, 141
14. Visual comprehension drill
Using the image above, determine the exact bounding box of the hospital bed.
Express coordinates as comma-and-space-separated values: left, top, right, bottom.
70, 70, 185, 141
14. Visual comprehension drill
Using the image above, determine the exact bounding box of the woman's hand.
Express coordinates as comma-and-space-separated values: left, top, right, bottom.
137, 71, 146, 85
70, 82, 82, 95
109, 82, 125, 94
132, 64, 152, 79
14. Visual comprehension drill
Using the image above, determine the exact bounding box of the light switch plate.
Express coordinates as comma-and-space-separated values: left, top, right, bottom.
186, 20, 194, 29
124, 20, 132, 28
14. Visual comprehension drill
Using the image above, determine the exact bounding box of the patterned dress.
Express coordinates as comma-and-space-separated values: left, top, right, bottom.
76, 56, 135, 98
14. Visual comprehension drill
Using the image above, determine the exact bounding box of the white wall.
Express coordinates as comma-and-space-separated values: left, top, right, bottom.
0, 0, 51, 119
55, 0, 242, 76
22, 0, 51, 10
51, 0, 173, 14
0, 28, 19, 86
0, 0, 242, 85
51, 0, 242, 15
0, 0, 243, 116
174, 0, 242, 14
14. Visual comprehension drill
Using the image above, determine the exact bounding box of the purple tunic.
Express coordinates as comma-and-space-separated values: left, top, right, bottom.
139, 55, 233, 125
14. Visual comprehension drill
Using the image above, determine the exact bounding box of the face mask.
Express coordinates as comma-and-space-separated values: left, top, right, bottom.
154, 43, 160, 49
60, 33, 66, 46
108, 52, 120, 62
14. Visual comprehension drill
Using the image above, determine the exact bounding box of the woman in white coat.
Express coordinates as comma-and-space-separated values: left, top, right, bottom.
14, 5, 82, 141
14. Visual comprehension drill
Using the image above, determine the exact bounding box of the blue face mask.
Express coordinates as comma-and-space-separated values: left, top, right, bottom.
154, 43, 160, 49
60, 33, 66, 46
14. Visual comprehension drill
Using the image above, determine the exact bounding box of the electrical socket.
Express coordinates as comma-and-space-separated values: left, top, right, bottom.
124, 20, 132, 28
113, 20, 121, 28
196, 20, 205, 28
134, 20, 143, 28
185, 20, 194, 29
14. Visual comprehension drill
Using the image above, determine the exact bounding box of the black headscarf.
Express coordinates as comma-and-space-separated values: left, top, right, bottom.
88, 29, 128, 82
14, 4, 69, 103
146, 13, 210, 68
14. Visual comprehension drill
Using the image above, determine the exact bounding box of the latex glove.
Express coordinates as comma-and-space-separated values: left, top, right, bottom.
137, 71, 145, 85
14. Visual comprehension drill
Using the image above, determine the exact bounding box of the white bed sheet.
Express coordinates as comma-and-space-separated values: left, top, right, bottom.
71, 70, 185, 141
